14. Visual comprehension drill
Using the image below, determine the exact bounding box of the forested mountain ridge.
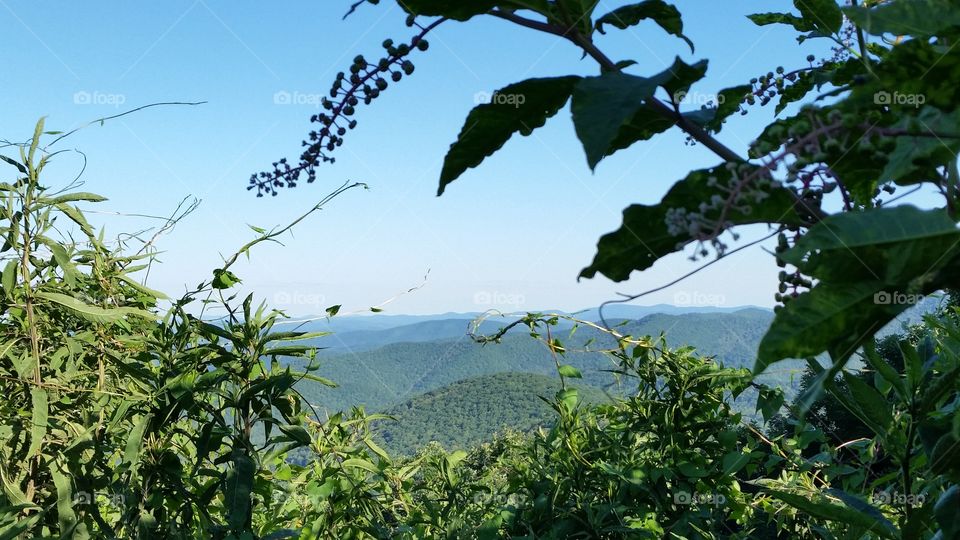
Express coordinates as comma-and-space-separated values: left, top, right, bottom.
372, 372, 610, 455
292, 308, 779, 413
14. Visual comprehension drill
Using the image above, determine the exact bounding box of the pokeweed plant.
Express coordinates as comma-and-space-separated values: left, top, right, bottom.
255, 0, 960, 399
256, 2, 960, 532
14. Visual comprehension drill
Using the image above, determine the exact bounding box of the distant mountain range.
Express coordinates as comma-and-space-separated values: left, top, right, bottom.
292, 307, 783, 413
286, 299, 945, 453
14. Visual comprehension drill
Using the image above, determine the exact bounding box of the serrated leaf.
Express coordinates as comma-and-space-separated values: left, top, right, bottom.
571, 59, 707, 169
438, 76, 581, 194
794, 0, 842, 35
595, 0, 693, 51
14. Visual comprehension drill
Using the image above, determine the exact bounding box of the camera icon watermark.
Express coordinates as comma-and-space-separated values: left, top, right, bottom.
873, 290, 924, 305
872, 490, 925, 506
473, 290, 525, 308
673, 290, 725, 307
73, 91, 126, 107
72, 491, 126, 507
874, 90, 925, 108
673, 90, 725, 107
273, 90, 324, 107
273, 290, 326, 309
474, 91, 527, 108
673, 490, 726, 506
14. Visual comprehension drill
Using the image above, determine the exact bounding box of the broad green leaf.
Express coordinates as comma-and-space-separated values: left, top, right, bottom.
783, 206, 960, 284
557, 388, 579, 411
293, 372, 338, 388
212, 268, 241, 289
278, 424, 312, 445
677, 461, 707, 478
756, 387, 784, 422
571, 72, 659, 170
843, 0, 960, 37
841, 371, 894, 436
36, 236, 78, 283
263, 330, 331, 343
824, 488, 898, 535
581, 164, 804, 281
558, 364, 582, 378
438, 76, 581, 194
595, 0, 693, 51
0, 466, 32, 507
793, 0, 842, 35
862, 341, 907, 400
557, 0, 599, 35
880, 107, 960, 184
756, 282, 898, 372
571, 59, 707, 169
721, 451, 751, 475
325, 304, 341, 317
28, 117, 44, 164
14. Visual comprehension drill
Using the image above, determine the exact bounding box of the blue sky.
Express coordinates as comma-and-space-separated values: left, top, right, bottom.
3, 0, 833, 316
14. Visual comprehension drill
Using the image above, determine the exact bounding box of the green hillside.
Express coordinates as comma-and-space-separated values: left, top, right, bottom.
373, 372, 610, 455
294, 309, 782, 413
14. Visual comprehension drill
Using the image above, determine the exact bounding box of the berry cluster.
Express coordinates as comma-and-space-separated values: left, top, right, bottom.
664, 163, 778, 260
774, 228, 811, 311
249, 16, 440, 197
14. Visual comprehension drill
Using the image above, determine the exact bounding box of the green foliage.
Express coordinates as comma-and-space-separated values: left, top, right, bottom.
10, 0, 960, 536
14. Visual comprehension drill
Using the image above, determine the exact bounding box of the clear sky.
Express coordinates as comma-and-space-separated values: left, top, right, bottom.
3, 0, 834, 316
